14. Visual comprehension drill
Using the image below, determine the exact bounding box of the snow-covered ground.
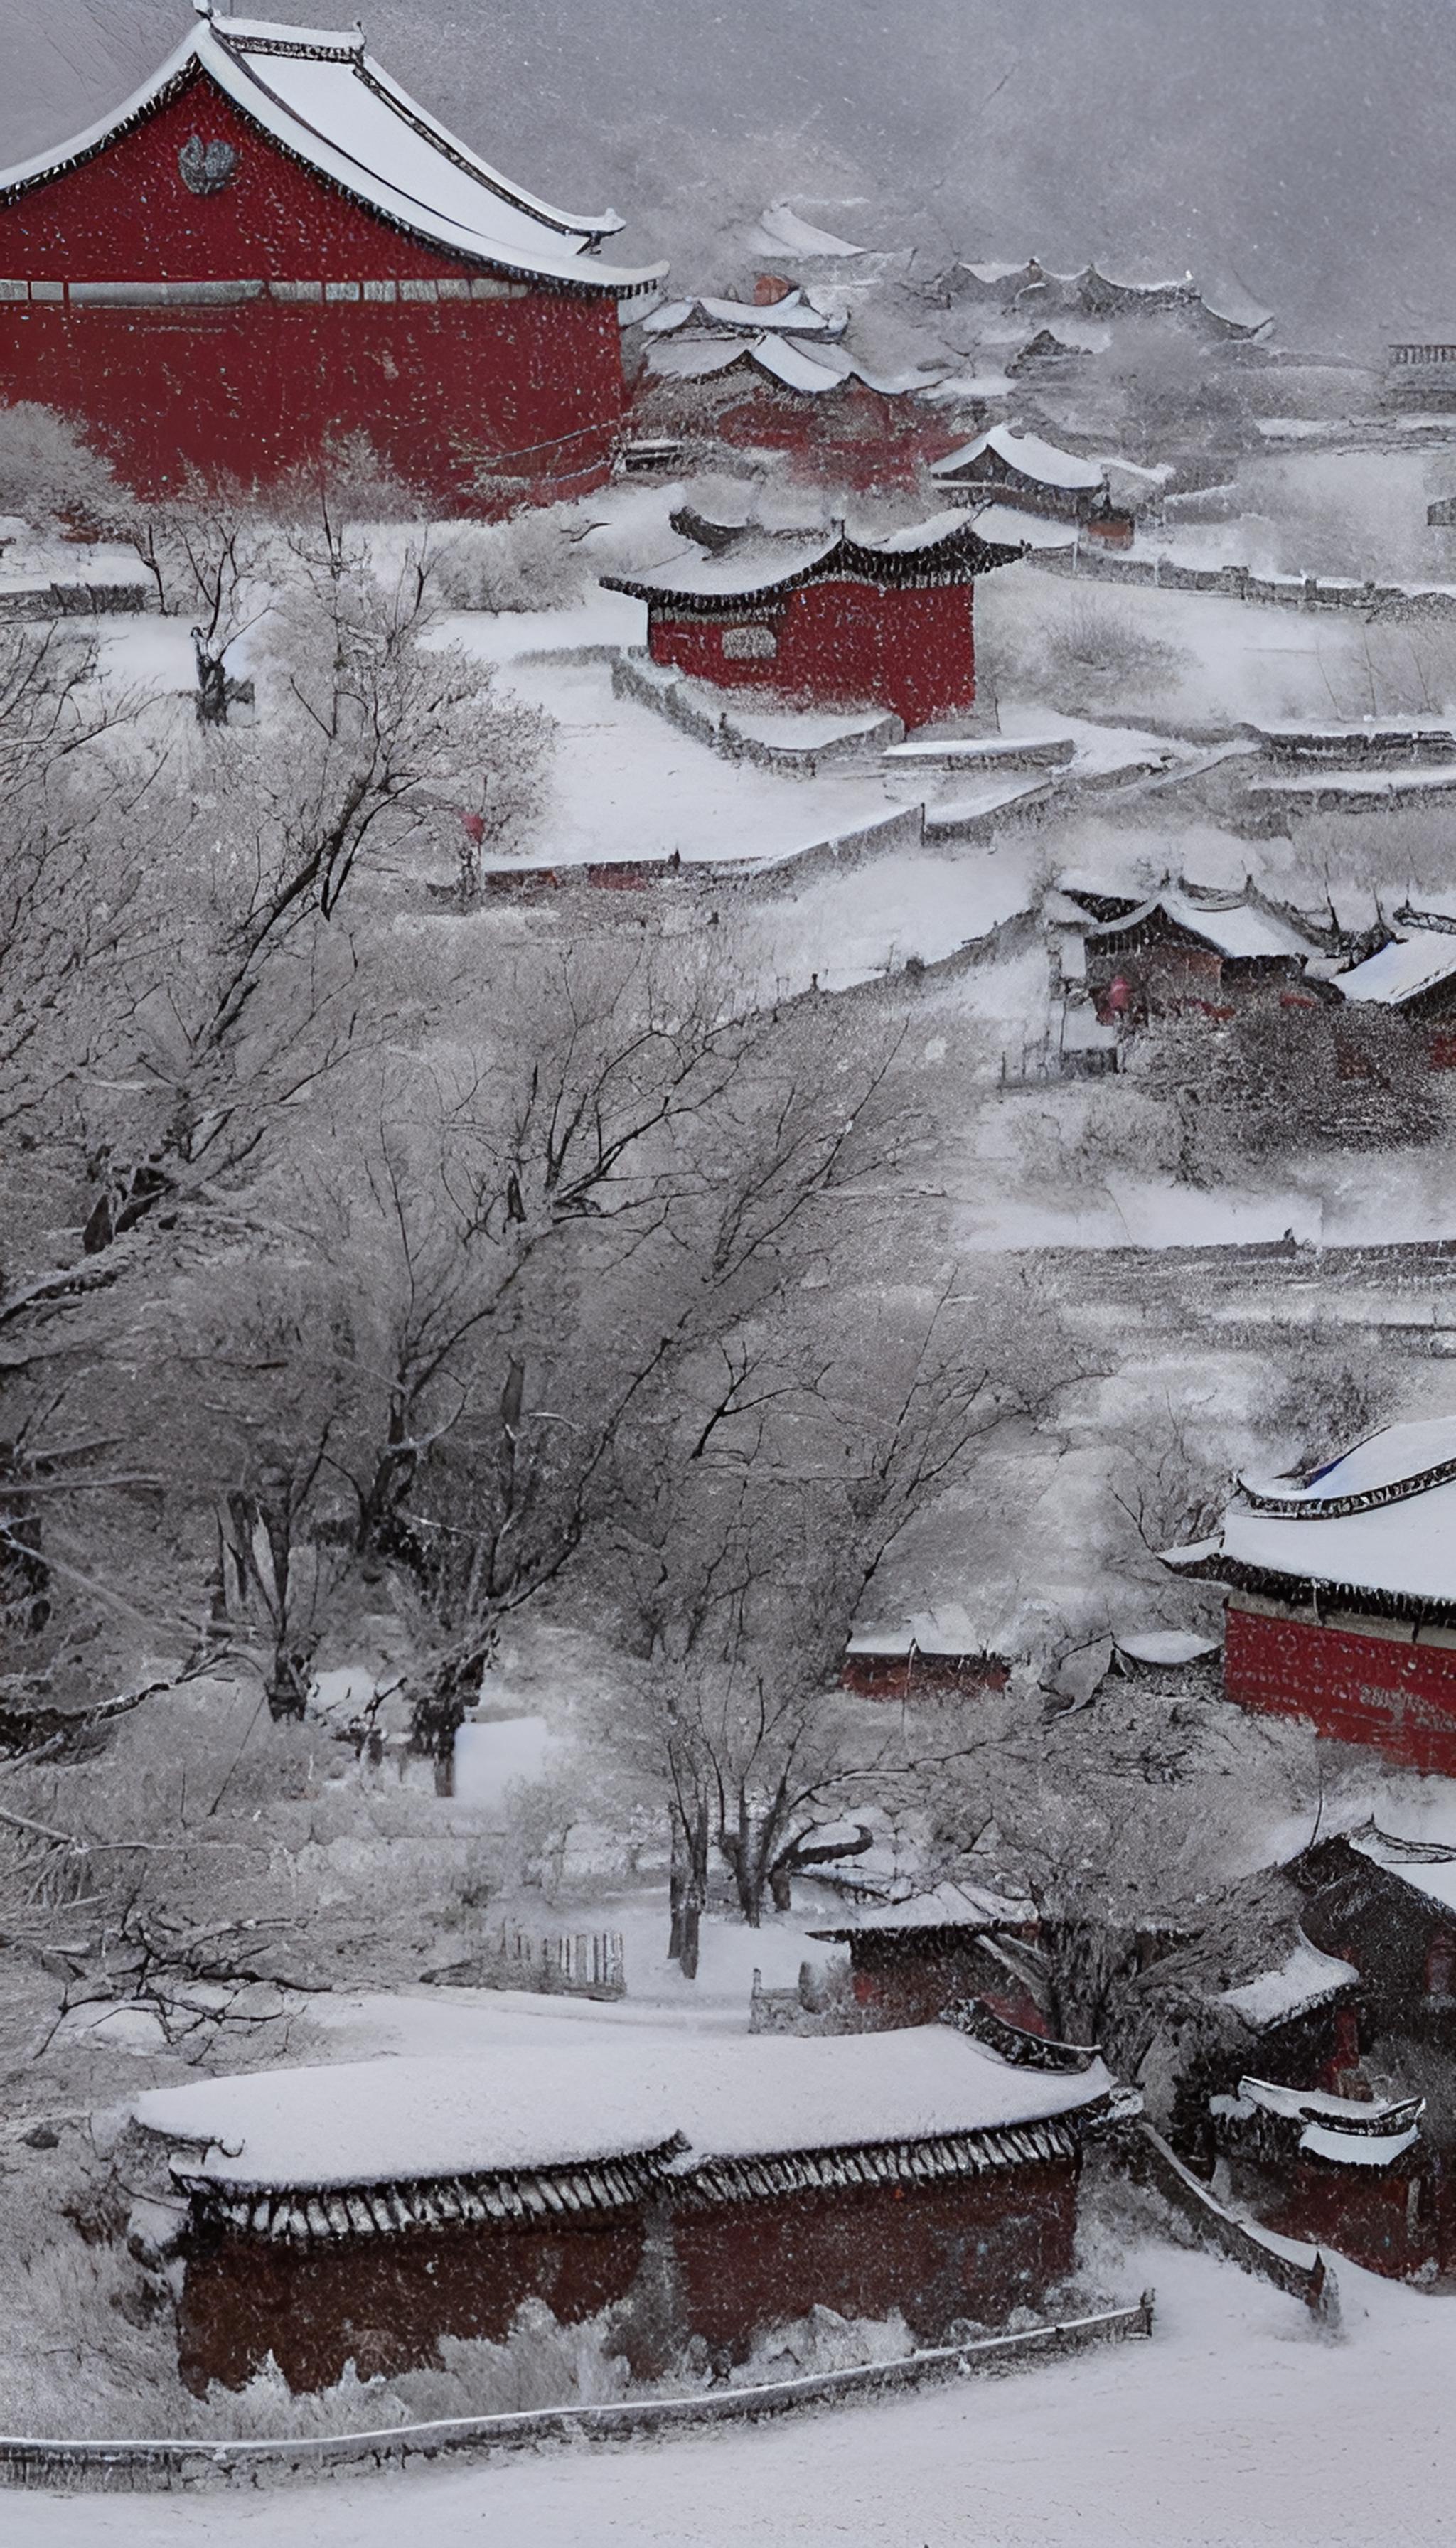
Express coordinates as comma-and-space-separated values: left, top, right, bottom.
9, 2246, 1452, 2548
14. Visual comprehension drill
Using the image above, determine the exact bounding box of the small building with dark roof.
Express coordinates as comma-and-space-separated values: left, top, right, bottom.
810, 1883, 1047, 2033
133, 2031, 1118, 2391
1074, 886, 1320, 1024
841, 1607, 1011, 1701
602, 510, 1025, 730
928, 422, 1109, 524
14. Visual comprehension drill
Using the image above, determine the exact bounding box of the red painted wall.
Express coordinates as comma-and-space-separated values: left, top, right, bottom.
841, 1652, 1010, 1700
671, 2166, 1078, 2355
648, 581, 976, 729
1225, 1602, 1456, 1774
850, 1949, 1047, 2035
176, 2159, 1080, 2389
0, 69, 625, 504
177, 2212, 646, 2393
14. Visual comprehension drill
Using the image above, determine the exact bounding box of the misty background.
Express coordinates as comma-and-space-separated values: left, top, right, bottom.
1, 0, 1451, 353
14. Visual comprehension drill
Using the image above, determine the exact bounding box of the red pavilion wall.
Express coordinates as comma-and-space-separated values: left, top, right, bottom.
177, 2212, 648, 2394
647, 581, 976, 729
175, 2158, 1080, 2391
1225, 1601, 1456, 1774
0, 67, 625, 504
670, 2165, 1078, 2355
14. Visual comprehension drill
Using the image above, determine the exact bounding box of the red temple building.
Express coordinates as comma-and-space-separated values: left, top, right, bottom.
132, 2031, 1117, 2390
0, 6, 663, 507
1164, 1418, 1456, 1774
602, 510, 1026, 729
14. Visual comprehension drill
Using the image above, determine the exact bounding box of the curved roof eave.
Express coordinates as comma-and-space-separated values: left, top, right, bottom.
355, 52, 623, 243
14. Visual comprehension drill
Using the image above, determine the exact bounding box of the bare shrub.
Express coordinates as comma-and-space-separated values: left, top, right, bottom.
1041, 599, 1191, 712
432, 505, 598, 614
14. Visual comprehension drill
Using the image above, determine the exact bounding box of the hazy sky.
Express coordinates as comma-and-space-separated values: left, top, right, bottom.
3, 0, 1452, 348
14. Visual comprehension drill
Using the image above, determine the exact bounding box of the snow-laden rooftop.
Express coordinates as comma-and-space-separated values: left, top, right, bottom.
846, 1602, 993, 1657
966, 503, 1078, 551
750, 334, 847, 393
698, 291, 837, 336
1219, 1939, 1359, 2030
133, 2030, 1113, 2192
1220, 1482, 1456, 1607
1334, 930, 1456, 1009
1240, 1418, 1456, 1510
1084, 890, 1317, 962
1115, 1629, 1221, 1666
0, 15, 663, 292
606, 532, 836, 599
1351, 1827, 1456, 1917
810, 1880, 1031, 1937
931, 425, 1104, 493
1301, 2121, 1420, 2167
1238, 2078, 1415, 2126
752, 202, 867, 259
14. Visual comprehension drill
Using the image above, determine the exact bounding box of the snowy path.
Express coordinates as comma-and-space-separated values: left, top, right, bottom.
6, 2247, 1451, 2547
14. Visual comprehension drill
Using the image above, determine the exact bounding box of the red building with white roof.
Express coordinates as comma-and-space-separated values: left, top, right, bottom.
602, 511, 1026, 730
1165, 1419, 1456, 1774
0, 6, 663, 505
132, 2030, 1118, 2389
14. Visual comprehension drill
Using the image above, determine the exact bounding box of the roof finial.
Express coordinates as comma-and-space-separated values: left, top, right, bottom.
193, 0, 215, 18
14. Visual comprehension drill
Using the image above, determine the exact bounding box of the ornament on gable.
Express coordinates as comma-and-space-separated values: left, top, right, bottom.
178, 134, 240, 196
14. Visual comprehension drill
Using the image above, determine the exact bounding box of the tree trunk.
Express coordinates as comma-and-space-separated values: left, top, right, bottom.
669, 1795, 710, 1977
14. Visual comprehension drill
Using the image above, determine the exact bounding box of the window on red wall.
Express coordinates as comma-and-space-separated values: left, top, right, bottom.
722, 624, 777, 659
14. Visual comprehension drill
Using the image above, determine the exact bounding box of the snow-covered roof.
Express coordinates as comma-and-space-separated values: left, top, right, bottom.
1239, 1418, 1456, 1511
931, 425, 1105, 493
1087, 259, 1197, 296
1300, 2120, 1420, 2166
705, 292, 837, 336
1083, 890, 1317, 962
1219, 1939, 1359, 2030
845, 1602, 995, 1657
810, 1879, 1030, 1937
1169, 1422, 1456, 1614
601, 512, 1026, 609
645, 335, 755, 381
0, 13, 663, 294
963, 259, 1038, 286
1236, 2077, 1422, 2166
133, 2030, 1113, 2193
606, 532, 837, 599
966, 504, 1078, 551
1238, 2078, 1416, 2126
1350, 1826, 1456, 1917
1199, 284, 1274, 333
640, 298, 698, 336
1115, 1629, 1221, 1666
750, 334, 848, 393
753, 202, 866, 259
1248, 718, 1456, 741
1247, 768, 1456, 801
1333, 930, 1456, 1009
1219, 1484, 1456, 1610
